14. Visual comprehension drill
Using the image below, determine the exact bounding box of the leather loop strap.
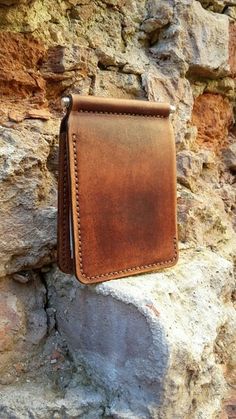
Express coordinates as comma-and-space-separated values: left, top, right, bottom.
69, 94, 171, 117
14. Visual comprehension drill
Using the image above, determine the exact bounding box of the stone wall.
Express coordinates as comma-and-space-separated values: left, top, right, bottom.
0, 0, 235, 418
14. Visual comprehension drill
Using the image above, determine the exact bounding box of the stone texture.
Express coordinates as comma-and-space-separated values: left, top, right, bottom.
225, 6, 236, 20
93, 70, 146, 98
141, 2, 174, 32
229, 23, 236, 75
177, 150, 204, 191
205, 78, 235, 100
199, 0, 236, 13
0, 292, 25, 354
46, 250, 236, 419
0, 124, 57, 277
0, 384, 105, 419
0, 272, 47, 383
0, 0, 30, 6
192, 93, 233, 153
142, 68, 194, 146
0, 0, 235, 417
0, 32, 46, 109
177, 185, 235, 254
150, 1, 230, 77
222, 141, 236, 172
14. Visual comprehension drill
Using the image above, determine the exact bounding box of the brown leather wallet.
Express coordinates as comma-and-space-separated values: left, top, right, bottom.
57, 94, 178, 284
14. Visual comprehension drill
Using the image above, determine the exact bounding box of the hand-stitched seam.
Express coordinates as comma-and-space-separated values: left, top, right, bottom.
72, 132, 178, 281
61, 150, 67, 268
61, 140, 70, 271
78, 109, 167, 118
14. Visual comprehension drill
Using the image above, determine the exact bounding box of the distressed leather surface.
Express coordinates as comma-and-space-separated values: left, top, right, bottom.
57, 95, 178, 284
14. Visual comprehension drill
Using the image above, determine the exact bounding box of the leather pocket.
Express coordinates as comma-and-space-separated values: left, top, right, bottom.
57, 95, 178, 284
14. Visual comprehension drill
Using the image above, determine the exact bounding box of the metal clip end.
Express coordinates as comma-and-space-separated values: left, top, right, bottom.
169, 105, 176, 114
61, 96, 71, 109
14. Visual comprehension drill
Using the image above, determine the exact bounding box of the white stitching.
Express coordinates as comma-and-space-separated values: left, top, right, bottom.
71, 110, 177, 281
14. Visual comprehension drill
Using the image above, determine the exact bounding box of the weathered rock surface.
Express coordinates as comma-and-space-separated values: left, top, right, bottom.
150, 1, 230, 77
192, 93, 234, 153
46, 250, 235, 419
222, 140, 236, 172
0, 123, 57, 277
0, 272, 47, 383
0, 0, 235, 417
0, 383, 105, 419
0, 31, 47, 119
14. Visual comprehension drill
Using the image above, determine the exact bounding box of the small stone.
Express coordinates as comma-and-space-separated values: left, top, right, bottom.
141, 3, 174, 33
13, 272, 31, 284
141, 16, 169, 33
8, 110, 26, 123
46, 308, 56, 333
222, 141, 236, 172
177, 150, 204, 191
50, 349, 63, 361
26, 109, 52, 120
224, 6, 236, 21
14, 362, 25, 373
93, 70, 145, 99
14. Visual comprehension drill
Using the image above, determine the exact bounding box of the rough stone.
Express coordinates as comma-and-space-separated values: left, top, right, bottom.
177, 184, 235, 252
150, 1, 230, 77
192, 93, 233, 153
199, 0, 236, 13
177, 150, 204, 191
0, 32, 46, 107
225, 5, 236, 20
229, 23, 236, 76
0, 0, 235, 416
93, 70, 146, 98
0, 125, 57, 277
41, 45, 97, 107
141, 3, 174, 32
142, 68, 194, 146
0, 0, 30, 4
205, 78, 235, 100
46, 250, 236, 419
0, 383, 105, 419
0, 292, 25, 354
222, 141, 236, 172
0, 273, 47, 382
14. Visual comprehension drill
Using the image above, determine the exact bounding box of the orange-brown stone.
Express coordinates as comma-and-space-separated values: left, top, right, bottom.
0, 32, 47, 116
192, 93, 233, 154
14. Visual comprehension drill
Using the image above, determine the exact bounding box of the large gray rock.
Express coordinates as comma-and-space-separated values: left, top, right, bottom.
46, 249, 236, 418
150, 0, 230, 77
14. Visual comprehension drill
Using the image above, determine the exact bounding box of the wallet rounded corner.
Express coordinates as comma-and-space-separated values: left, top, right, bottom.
74, 265, 93, 285
170, 250, 179, 268
167, 240, 179, 269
